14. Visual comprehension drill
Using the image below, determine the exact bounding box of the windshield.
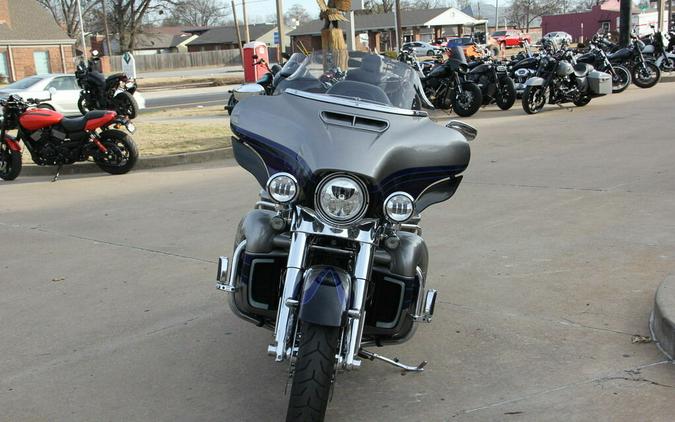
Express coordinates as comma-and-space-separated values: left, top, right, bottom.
493, 31, 506, 37
274, 51, 426, 111
5, 76, 43, 90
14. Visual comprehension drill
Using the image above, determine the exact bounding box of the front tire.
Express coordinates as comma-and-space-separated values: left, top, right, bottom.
78, 96, 91, 115
522, 85, 546, 114
94, 129, 139, 175
0, 141, 21, 181
573, 94, 592, 107
286, 322, 339, 422
452, 83, 482, 117
114, 91, 138, 119
495, 77, 517, 110
611, 65, 631, 93
633, 62, 661, 88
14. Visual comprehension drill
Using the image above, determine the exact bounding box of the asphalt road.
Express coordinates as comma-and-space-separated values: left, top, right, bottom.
144, 87, 232, 111
2, 81, 675, 421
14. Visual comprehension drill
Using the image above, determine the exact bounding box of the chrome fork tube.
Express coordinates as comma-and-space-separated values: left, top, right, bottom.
344, 242, 375, 369
270, 230, 307, 362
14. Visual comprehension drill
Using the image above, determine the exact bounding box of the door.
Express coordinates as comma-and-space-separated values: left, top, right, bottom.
45, 76, 80, 114
33, 51, 51, 74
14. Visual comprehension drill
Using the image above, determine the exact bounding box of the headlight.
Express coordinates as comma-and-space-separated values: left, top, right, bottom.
384, 192, 415, 223
266, 173, 298, 203
316, 174, 368, 225
125, 82, 135, 89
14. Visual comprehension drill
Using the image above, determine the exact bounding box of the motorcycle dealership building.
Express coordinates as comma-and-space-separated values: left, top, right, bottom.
0, 0, 75, 83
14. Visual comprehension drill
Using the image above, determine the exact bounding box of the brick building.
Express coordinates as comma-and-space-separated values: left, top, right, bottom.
0, 0, 75, 82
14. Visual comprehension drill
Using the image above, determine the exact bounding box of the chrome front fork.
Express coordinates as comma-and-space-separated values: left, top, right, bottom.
342, 243, 374, 369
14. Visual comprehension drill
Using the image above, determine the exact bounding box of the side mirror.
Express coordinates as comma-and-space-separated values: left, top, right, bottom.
48, 87, 57, 99
446, 120, 478, 142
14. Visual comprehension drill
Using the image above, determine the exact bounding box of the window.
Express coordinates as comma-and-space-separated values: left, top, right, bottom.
0, 52, 8, 77
600, 21, 611, 33
5, 76, 42, 89
46, 76, 78, 91
33, 51, 51, 74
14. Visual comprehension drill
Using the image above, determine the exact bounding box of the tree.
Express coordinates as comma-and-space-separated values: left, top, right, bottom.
401, 0, 449, 9
166, 0, 230, 27
106, 0, 175, 52
284, 3, 311, 26
507, 0, 560, 32
362, 0, 395, 13
37, 0, 101, 39
572, 0, 608, 11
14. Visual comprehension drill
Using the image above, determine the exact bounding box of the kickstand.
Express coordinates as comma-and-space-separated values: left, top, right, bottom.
358, 349, 427, 374
556, 103, 574, 112
52, 165, 62, 182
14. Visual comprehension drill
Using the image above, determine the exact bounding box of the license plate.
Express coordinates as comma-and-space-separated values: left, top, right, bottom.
496, 65, 507, 72
125, 122, 136, 133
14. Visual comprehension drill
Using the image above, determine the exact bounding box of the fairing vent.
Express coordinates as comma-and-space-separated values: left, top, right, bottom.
320, 111, 389, 133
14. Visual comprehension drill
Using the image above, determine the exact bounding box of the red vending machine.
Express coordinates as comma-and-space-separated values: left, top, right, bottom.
242, 42, 269, 83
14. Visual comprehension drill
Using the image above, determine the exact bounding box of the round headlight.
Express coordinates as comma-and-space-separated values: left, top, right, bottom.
266, 173, 298, 203
384, 192, 415, 223
316, 175, 368, 225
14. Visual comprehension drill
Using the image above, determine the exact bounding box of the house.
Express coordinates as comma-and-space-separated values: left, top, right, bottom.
132, 32, 198, 55
288, 7, 488, 53
0, 0, 75, 82
541, 0, 637, 42
186, 23, 282, 52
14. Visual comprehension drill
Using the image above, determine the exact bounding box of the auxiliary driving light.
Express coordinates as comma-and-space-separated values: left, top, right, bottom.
266, 173, 298, 204
384, 192, 414, 223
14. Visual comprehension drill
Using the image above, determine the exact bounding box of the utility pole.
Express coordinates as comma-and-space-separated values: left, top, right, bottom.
658, 0, 665, 31
619, 0, 631, 46
232, 0, 244, 63
242, 0, 251, 43
102, 0, 112, 56
495, 0, 499, 32
668, 0, 672, 31
275, 0, 285, 61
76, 0, 87, 59
394, 0, 402, 50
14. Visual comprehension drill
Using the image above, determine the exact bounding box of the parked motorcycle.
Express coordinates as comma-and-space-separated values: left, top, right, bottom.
0, 94, 138, 181
576, 37, 632, 93
640, 26, 675, 72
508, 45, 543, 97
217, 51, 475, 421
465, 52, 517, 110
75, 50, 139, 118
522, 46, 612, 114
597, 34, 661, 88
225, 55, 285, 115
422, 46, 483, 116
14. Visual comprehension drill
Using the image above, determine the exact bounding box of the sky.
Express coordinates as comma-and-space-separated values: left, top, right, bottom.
242, 0, 322, 22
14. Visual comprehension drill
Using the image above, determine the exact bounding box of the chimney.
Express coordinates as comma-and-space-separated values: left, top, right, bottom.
0, 0, 10, 28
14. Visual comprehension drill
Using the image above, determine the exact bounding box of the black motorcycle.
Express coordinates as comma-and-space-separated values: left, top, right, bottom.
522, 48, 612, 114
75, 51, 139, 118
225, 55, 286, 115
598, 34, 661, 88
466, 58, 517, 110
576, 37, 632, 93
640, 26, 675, 72
422, 47, 483, 116
217, 51, 475, 421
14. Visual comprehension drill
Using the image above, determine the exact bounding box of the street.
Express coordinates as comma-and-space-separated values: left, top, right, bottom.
143, 86, 233, 111
1, 81, 675, 421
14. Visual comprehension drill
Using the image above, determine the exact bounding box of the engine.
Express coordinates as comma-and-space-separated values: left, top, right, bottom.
29, 128, 85, 165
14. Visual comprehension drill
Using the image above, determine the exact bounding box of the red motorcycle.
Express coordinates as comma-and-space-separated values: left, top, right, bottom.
0, 94, 138, 181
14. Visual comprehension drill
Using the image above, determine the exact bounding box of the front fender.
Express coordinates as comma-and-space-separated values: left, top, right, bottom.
299, 266, 351, 327
524, 77, 545, 87
4, 135, 21, 152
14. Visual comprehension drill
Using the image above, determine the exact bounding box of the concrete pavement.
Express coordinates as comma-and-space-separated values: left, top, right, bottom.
1, 82, 675, 421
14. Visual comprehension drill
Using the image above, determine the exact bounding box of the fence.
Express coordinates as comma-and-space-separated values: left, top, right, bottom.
108, 49, 242, 73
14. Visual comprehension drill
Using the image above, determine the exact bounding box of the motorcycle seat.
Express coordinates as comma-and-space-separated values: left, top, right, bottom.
573, 63, 593, 77
61, 110, 111, 132
346, 55, 386, 85
106, 73, 127, 83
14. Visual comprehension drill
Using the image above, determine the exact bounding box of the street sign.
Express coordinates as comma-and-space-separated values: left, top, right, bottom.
274, 32, 280, 45
121, 52, 136, 79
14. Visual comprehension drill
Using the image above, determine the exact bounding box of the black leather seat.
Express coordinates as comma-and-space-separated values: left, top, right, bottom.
61, 110, 110, 132
326, 80, 392, 105
573, 63, 592, 78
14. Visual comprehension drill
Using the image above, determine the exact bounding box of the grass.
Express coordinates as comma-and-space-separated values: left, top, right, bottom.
133, 120, 232, 156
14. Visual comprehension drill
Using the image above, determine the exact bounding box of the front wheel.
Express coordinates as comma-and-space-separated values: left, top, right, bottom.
94, 129, 139, 175
633, 61, 661, 88
522, 85, 547, 114
452, 83, 482, 117
660, 56, 675, 72
286, 322, 339, 422
0, 141, 21, 181
78, 96, 92, 115
113, 91, 138, 119
610, 65, 631, 93
495, 77, 517, 110
573, 94, 592, 107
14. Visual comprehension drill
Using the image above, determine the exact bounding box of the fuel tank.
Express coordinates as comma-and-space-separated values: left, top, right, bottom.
19, 108, 63, 131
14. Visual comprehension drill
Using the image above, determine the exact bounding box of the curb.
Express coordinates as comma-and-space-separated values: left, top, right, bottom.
650, 274, 675, 360
21, 147, 233, 176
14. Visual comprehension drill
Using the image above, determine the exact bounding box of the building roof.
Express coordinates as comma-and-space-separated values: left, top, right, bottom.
289, 7, 486, 36
134, 32, 195, 49
0, 0, 74, 44
187, 23, 276, 46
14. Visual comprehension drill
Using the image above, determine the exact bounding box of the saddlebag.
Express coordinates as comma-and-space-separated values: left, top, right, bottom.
588, 70, 612, 95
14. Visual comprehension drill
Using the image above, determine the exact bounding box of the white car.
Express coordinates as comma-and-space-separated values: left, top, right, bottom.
0, 73, 145, 116
543, 31, 573, 45
401, 41, 444, 56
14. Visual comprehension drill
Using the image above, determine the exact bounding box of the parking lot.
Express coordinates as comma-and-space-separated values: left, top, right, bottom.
1, 80, 675, 421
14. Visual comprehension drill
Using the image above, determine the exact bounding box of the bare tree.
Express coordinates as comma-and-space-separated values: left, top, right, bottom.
571, 0, 607, 11
284, 3, 312, 26
362, 0, 395, 13
105, 0, 176, 52
508, 0, 560, 32
167, 0, 230, 27
37, 0, 101, 38
401, 0, 449, 9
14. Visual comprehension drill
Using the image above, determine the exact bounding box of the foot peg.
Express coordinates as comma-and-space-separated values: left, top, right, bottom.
413, 289, 437, 322
215, 256, 236, 292
358, 349, 427, 373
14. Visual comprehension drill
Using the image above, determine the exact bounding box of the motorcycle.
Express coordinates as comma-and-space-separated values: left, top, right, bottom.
217, 51, 475, 421
640, 26, 675, 72
75, 50, 139, 118
597, 34, 661, 88
422, 46, 483, 116
465, 47, 517, 110
576, 37, 632, 93
522, 45, 612, 114
0, 94, 138, 181
508, 45, 543, 97
225, 55, 284, 115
